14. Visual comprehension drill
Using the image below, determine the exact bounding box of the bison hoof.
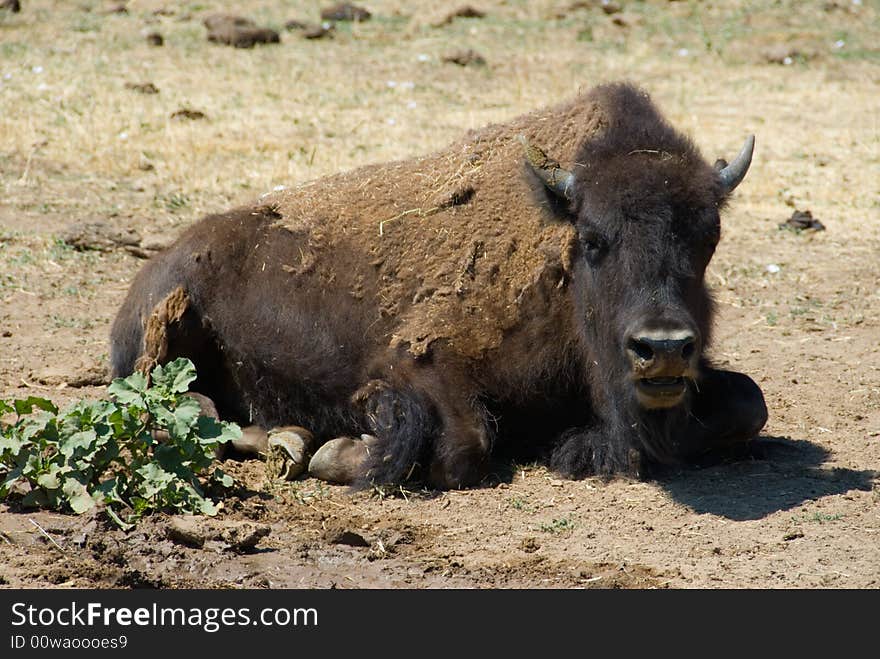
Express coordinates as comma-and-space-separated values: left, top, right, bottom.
308, 435, 378, 485
265, 426, 315, 481
231, 425, 269, 456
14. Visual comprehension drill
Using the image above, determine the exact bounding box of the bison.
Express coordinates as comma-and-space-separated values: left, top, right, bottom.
110, 82, 767, 489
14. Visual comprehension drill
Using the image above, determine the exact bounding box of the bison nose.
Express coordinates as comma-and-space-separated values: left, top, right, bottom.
626, 331, 697, 375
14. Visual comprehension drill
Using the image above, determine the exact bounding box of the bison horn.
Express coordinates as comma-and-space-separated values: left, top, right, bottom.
717, 134, 755, 193
518, 135, 575, 201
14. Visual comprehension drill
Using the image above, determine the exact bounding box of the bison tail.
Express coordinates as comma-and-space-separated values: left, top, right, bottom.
354, 381, 439, 488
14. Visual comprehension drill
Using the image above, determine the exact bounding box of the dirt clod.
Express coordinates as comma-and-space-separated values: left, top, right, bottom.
601, 1, 622, 15
61, 221, 140, 252
219, 521, 271, 553
1, 0, 21, 13
325, 528, 371, 547
520, 537, 541, 553
302, 22, 336, 40
780, 209, 826, 232
30, 362, 107, 388
125, 82, 159, 95
145, 32, 163, 46
762, 44, 809, 65
442, 48, 487, 67
166, 516, 206, 548
320, 3, 372, 22
170, 108, 207, 121
203, 14, 280, 48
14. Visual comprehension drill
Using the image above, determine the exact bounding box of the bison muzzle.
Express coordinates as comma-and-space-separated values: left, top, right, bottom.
110, 82, 767, 488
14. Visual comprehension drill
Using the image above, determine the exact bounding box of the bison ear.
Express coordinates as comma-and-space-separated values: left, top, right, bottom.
717, 135, 755, 193
518, 135, 575, 202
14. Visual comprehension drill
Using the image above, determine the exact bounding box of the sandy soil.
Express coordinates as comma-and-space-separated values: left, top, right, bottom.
1, 0, 878, 589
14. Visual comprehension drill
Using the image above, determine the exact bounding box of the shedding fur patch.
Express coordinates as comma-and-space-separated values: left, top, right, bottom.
260, 92, 611, 360
134, 286, 189, 375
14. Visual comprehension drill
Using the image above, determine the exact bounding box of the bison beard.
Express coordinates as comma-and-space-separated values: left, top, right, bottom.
110, 82, 767, 489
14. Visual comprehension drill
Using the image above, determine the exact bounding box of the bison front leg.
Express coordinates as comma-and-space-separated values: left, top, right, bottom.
549, 425, 644, 479
549, 369, 767, 479
309, 367, 492, 489
677, 368, 768, 459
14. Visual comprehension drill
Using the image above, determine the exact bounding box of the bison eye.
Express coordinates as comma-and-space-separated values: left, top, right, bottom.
579, 229, 605, 260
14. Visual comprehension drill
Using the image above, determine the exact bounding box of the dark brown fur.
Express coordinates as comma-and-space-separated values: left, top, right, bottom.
110, 83, 767, 488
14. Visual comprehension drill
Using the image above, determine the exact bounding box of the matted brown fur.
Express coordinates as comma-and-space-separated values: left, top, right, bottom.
134, 285, 189, 375
264, 91, 609, 359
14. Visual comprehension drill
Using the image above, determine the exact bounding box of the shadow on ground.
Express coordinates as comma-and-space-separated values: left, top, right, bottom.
658, 436, 877, 521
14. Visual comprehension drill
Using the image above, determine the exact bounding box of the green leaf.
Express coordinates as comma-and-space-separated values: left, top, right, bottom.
62, 476, 95, 513
105, 506, 134, 531
0, 466, 23, 497
0, 400, 13, 416
95, 478, 123, 504
21, 488, 50, 509
197, 497, 219, 516
108, 372, 148, 406
59, 430, 97, 460
13, 396, 58, 416
151, 358, 197, 394
36, 471, 61, 490
213, 468, 234, 489
169, 396, 201, 438
0, 433, 26, 456
136, 462, 175, 498
195, 417, 241, 445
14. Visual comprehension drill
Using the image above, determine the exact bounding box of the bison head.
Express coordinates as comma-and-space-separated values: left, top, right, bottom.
521, 93, 753, 452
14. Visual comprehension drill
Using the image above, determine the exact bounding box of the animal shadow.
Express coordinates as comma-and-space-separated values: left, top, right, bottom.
656, 435, 877, 521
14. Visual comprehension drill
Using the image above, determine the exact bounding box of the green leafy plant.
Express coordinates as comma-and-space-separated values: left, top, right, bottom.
0, 358, 240, 528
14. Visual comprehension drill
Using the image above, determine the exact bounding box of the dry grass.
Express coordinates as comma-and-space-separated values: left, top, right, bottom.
1, 1, 877, 226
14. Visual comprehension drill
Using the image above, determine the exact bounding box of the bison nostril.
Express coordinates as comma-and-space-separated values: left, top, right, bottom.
627, 338, 654, 362
681, 339, 695, 361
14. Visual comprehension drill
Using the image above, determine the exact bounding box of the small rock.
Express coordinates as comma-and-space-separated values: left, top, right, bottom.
320, 2, 371, 22
103, 3, 127, 14
1, 330, 11, 337
442, 48, 487, 67
145, 32, 164, 46
302, 22, 335, 39
124, 81, 159, 95
166, 516, 207, 548
783, 530, 804, 541
1, 0, 21, 12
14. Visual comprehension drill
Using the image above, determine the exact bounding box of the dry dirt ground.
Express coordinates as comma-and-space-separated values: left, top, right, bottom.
1, 1, 878, 589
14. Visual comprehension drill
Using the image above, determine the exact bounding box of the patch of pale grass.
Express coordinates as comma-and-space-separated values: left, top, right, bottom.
0, 0, 876, 234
